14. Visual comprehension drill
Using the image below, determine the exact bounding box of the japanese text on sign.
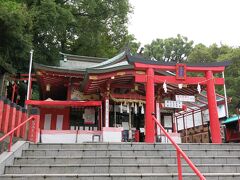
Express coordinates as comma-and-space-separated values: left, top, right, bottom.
165, 100, 182, 108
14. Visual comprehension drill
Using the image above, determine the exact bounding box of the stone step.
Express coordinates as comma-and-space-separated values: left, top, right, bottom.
22, 149, 240, 157
5, 164, 240, 174
14, 155, 240, 165
29, 143, 240, 150
1, 173, 240, 180
3, 173, 240, 180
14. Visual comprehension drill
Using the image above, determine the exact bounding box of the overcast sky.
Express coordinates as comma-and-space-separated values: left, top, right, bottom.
128, 0, 240, 47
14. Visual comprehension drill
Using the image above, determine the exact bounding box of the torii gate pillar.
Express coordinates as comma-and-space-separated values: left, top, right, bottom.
145, 68, 155, 143
206, 70, 222, 143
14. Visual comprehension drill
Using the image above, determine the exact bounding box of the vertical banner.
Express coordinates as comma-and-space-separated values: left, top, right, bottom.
156, 102, 161, 135
105, 99, 109, 127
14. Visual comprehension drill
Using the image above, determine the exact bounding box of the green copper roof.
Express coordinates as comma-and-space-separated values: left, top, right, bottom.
223, 116, 240, 124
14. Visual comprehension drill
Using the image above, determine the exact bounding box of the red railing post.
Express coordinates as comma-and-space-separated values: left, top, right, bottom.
152, 115, 206, 180
0, 116, 36, 152
33, 114, 40, 143
9, 103, 17, 132
28, 107, 40, 143
2, 99, 11, 133
27, 118, 33, 141
177, 150, 183, 180
0, 96, 4, 130
20, 109, 27, 139
15, 106, 22, 137
8, 133, 13, 152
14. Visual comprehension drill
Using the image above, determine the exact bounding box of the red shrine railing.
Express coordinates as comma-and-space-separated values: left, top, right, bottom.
0, 115, 39, 152
152, 115, 206, 180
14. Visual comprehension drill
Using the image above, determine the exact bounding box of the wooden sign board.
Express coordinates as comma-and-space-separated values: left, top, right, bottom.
165, 100, 182, 108
176, 95, 195, 102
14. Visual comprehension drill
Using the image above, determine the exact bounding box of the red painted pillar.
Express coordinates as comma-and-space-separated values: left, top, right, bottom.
20, 109, 27, 139
145, 68, 155, 143
9, 103, 17, 132
0, 97, 4, 130
15, 106, 22, 137
33, 114, 40, 143
206, 70, 222, 143
2, 99, 11, 133
28, 107, 40, 143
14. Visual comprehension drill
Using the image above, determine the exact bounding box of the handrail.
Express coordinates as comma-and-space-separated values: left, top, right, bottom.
0, 116, 35, 152
152, 115, 206, 180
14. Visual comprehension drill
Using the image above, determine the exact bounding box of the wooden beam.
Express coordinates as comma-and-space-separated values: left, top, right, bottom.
111, 93, 146, 101
134, 62, 226, 72
25, 100, 102, 107
135, 74, 224, 85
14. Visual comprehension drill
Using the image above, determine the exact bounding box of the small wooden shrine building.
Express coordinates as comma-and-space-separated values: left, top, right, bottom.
26, 50, 229, 143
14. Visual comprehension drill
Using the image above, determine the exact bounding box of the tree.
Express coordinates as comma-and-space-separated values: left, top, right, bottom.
27, 0, 134, 65
0, 0, 32, 72
144, 34, 194, 62
188, 42, 240, 114
220, 49, 240, 114
188, 44, 214, 63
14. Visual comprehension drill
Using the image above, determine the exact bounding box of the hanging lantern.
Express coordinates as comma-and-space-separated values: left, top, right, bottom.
163, 81, 167, 93
134, 103, 138, 114
197, 83, 201, 93
120, 102, 123, 113
46, 84, 51, 92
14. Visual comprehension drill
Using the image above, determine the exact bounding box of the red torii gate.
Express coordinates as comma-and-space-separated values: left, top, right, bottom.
134, 61, 229, 143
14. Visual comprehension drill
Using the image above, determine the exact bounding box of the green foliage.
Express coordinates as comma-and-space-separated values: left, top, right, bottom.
0, 0, 136, 68
188, 44, 214, 63
0, 0, 32, 72
144, 34, 194, 62
223, 49, 240, 114
188, 43, 240, 114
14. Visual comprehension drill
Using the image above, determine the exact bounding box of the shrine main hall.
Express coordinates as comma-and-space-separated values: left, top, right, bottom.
26, 50, 229, 143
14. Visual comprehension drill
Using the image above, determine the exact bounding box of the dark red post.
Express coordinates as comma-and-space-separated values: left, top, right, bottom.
33, 114, 40, 143
145, 68, 155, 143
9, 103, 17, 132
15, 105, 22, 137
206, 70, 222, 143
2, 99, 11, 133
0, 96, 4, 130
28, 107, 40, 143
20, 109, 27, 139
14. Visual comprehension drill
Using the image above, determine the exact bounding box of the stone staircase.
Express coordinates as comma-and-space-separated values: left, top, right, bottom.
1, 143, 240, 179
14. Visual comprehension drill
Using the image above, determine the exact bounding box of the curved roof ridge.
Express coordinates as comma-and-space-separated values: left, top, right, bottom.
128, 56, 231, 67
88, 51, 127, 69
60, 52, 107, 62
33, 62, 85, 74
